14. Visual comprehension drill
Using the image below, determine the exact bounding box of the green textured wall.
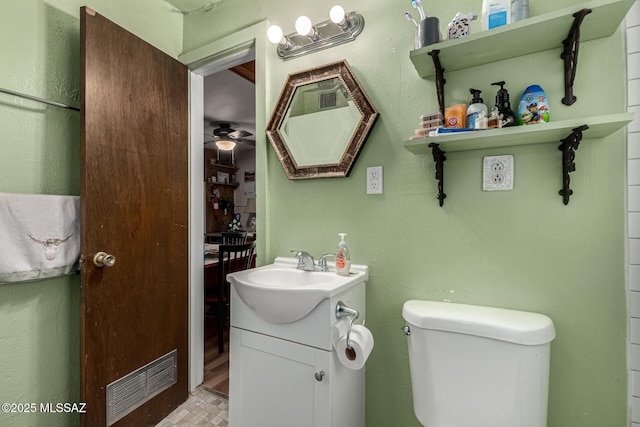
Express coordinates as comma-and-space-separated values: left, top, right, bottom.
0, 0, 630, 426
0, 2, 181, 426
184, 0, 629, 426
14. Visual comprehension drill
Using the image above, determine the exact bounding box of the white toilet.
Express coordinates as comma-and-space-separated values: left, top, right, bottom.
402, 300, 556, 427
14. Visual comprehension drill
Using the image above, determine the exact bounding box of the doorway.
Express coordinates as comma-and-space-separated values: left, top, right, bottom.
202, 62, 256, 395
184, 21, 267, 394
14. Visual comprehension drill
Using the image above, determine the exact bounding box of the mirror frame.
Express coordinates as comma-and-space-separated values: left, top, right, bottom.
266, 60, 379, 179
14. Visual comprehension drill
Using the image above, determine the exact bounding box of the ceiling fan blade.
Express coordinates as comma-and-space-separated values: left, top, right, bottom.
236, 138, 255, 146
229, 129, 252, 138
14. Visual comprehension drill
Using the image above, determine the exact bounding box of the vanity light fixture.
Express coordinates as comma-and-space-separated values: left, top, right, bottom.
267, 5, 365, 60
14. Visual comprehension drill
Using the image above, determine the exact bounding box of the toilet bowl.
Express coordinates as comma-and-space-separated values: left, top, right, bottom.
402, 300, 555, 427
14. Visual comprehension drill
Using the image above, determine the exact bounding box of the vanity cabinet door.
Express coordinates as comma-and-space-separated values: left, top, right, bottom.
229, 328, 331, 426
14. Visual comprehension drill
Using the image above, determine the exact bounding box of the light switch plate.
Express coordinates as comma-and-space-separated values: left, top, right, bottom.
483, 155, 514, 191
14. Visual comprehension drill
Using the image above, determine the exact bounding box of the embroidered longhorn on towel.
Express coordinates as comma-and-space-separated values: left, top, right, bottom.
28, 233, 74, 260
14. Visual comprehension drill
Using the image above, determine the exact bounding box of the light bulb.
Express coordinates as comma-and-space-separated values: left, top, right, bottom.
329, 5, 346, 24
267, 25, 284, 44
295, 16, 313, 36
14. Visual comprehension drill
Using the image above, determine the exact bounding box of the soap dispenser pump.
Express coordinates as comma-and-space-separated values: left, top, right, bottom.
336, 233, 351, 276
466, 88, 488, 130
491, 81, 517, 127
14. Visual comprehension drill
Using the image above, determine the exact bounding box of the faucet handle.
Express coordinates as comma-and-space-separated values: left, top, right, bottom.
291, 250, 315, 271
317, 253, 336, 272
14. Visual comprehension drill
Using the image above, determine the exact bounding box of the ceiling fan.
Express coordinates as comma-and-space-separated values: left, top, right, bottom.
204, 122, 254, 151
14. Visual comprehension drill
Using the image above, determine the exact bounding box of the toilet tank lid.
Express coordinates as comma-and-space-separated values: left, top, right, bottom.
402, 300, 556, 345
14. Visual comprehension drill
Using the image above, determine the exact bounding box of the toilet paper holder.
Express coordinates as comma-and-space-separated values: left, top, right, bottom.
336, 301, 359, 349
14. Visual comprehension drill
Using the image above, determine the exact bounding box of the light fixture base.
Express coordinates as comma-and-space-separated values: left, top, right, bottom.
277, 12, 364, 60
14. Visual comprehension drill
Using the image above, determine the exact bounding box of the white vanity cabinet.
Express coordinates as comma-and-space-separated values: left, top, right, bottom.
229, 280, 366, 427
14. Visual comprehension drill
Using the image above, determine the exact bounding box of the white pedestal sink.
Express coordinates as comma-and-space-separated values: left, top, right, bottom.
229, 256, 368, 324
227, 257, 369, 427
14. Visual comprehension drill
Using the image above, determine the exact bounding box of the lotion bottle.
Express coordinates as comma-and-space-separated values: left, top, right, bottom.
482, 0, 511, 30
336, 233, 351, 276
466, 89, 488, 130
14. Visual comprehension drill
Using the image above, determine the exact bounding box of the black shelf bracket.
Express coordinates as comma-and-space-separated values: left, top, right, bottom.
429, 142, 447, 207
559, 124, 588, 205
561, 8, 592, 106
428, 49, 446, 117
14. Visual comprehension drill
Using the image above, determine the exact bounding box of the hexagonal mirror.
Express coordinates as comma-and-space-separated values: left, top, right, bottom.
266, 60, 379, 179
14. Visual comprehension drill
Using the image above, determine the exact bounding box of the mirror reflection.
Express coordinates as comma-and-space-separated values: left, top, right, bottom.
266, 60, 379, 179
280, 78, 361, 167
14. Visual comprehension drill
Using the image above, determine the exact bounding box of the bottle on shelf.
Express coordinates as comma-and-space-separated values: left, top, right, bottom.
491, 81, 517, 128
482, 0, 511, 30
467, 88, 488, 130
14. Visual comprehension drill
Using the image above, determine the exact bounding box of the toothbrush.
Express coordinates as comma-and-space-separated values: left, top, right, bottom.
404, 11, 418, 27
412, 0, 426, 20
415, 0, 426, 16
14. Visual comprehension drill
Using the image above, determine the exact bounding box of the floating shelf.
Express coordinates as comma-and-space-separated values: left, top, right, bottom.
208, 163, 238, 171
403, 113, 634, 154
403, 113, 634, 206
209, 181, 239, 188
409, 0, 634, 79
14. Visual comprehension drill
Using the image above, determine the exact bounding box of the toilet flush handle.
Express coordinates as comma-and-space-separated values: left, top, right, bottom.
401, 325, 411, 336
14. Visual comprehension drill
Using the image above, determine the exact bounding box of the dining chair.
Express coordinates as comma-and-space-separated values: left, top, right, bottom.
206, 241, 256, 353
221, 231, 248, 244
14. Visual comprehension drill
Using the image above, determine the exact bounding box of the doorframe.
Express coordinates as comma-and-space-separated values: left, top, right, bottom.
179, 21, 269, 391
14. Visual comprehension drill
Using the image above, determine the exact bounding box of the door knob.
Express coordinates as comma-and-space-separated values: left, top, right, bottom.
93, 251, 116, 267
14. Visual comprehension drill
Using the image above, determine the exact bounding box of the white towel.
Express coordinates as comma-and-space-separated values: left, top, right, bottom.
0, 193, 80, 283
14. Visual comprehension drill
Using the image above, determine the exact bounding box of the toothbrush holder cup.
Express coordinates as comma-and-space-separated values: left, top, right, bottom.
416, 17, 440, 49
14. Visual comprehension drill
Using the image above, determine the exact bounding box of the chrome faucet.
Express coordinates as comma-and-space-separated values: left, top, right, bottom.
317, 253, 335, 272
291, 250, 315, 271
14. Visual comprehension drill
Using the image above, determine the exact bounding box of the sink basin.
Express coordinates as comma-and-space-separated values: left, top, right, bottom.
246, 268, 336, 287
227, 257, 368, 324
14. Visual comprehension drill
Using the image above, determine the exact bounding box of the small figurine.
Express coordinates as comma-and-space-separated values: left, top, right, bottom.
447, 12, 477, 40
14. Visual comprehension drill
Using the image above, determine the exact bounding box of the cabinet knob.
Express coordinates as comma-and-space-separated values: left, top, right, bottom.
314, 371, 325, 382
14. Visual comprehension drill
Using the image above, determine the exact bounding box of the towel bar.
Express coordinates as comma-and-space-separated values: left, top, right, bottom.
0, 88, 79, 111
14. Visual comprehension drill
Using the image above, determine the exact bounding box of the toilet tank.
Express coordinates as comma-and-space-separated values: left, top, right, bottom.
402, 300, 555, 427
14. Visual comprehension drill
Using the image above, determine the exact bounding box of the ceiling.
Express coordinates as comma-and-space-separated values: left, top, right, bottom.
160, 0, 256, 154
162, 0, 224, 14
204, 68, 256, 153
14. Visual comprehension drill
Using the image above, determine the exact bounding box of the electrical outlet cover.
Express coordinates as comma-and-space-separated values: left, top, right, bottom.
367, 166, 383, 194
483, 155, 514, 191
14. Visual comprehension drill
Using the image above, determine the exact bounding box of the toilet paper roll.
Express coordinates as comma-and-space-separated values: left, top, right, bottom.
335, 324, 374, 370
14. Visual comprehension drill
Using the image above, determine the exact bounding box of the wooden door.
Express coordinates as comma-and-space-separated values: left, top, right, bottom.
79, 7, 188, 426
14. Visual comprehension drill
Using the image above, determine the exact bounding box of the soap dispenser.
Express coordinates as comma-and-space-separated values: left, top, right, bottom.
466, 88, 488, 130
336, 233, 351, 276
491, 81, 517, 127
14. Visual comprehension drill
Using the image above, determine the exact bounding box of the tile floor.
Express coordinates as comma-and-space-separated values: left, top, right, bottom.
155, 387, 229, 426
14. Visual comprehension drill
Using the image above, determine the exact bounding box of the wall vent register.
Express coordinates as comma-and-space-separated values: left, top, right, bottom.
106, 349, 177, 426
